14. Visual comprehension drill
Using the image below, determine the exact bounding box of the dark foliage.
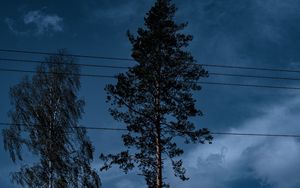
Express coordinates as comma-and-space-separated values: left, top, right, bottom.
100, 0, 213, 187
3, 50, 100, 188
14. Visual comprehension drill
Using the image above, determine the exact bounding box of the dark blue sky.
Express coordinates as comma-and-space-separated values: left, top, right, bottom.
1, 0, 300, 187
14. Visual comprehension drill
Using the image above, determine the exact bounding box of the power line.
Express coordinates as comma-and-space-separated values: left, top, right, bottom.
1, 122, 300, 138
211, 132, 300, 138
199, 81, 300, 90
0, 68, 115, 79
2, 57, 300, 82
1, 68, 300, 90
0, 49, 133, 61
1, 48, 300, 73
0, 122, 126, 131
201, 63, 300, 73
209, 72, 300, 81
0, 58, 130, 69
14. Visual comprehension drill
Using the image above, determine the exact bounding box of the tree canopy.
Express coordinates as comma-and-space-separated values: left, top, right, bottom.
3, 50, 100, 188
101, 0, 212, 187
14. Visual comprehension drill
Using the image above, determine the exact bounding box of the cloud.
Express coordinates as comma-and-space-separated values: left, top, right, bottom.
4, 18, 27, 36
169, 96, 300, 188
23, 10, 63, 35
99, 166, 146, 188
90, 2, 138, 24
115, 179, 145, 188
176, 0, 300, 70
4, 9, 63, 36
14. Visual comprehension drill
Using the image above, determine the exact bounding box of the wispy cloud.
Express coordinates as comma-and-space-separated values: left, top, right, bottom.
23, 10, 63, 35
115, 179, 146, 188
4, 8, 63, 36
90, 1, 140, 24
4, 18, 27, 36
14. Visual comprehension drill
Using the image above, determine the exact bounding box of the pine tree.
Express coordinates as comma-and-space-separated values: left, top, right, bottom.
3, 50, 100, 188
100, 0, 212, 187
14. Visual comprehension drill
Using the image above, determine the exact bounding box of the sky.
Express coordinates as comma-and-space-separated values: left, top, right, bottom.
1, 0, 300, 187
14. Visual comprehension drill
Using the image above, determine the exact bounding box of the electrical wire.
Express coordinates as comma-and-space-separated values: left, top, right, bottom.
2, 57, 300, 81
1, 122, 300, 138
0, 49, 133, 61
1, 67, 300, 90
0, 68, 115, 78
1, 49, 300, 73
0, 58, 130, 69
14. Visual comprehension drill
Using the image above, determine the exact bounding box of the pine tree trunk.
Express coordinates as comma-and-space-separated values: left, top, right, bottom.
155, 78, 163, 188
155, 120, 162, 188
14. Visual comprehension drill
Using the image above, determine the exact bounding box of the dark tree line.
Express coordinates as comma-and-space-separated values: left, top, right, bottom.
2, 1, 212, 188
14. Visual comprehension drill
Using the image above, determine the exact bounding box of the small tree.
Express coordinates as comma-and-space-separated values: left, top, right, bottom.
3, 50, 100, 188
101, 0, 212, 187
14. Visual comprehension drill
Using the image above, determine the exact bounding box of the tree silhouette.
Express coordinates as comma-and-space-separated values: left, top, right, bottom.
3, 50, 100, 188
100, 0, 212, 187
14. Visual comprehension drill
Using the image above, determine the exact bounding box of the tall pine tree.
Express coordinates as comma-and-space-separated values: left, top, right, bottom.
3, 50, 100, 188
101, 0, 212, 187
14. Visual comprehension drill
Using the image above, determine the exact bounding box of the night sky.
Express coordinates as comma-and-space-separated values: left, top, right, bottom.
1, 0, 300, 187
